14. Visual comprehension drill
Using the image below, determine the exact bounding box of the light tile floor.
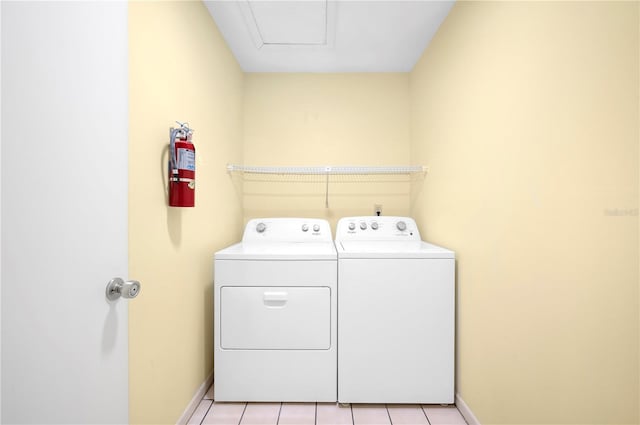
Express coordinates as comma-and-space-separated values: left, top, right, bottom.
188, 384, 468, 425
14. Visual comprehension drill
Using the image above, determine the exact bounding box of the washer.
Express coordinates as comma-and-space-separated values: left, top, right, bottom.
335, 216, 455, 404
214, 218, 337, 402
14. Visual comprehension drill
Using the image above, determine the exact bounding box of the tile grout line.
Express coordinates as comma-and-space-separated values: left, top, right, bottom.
385, 404, 393, 425
276, 402, 283, 425
199, 400, 214, 425
420, 405, 432, 425
237, 402, 248, 425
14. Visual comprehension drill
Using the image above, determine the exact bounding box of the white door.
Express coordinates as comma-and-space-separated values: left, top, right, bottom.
1, 2, 130, 423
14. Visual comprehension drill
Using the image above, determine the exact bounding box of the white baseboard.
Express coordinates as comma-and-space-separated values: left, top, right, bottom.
176, 372, 214, 425
456, 392, 480, 425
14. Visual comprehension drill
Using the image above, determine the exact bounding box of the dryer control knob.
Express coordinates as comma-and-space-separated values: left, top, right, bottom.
313, 224, 320, 232
301, 224, 309, 232
360, 222, 367, 230
348, 222, 356, 231
396, 221, 407, 231
371, 221, 379, 230
256, 222, 266, 233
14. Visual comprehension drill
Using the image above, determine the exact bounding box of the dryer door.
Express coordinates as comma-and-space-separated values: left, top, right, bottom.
220, 286, 331, 350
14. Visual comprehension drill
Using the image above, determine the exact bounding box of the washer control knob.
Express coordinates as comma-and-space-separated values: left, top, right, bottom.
348, 222, 356, 231
256, 222, 266, 233
396, 221, 407, 231
360, 222, 367, 230
301, 224, 309, 232
313, 224, 320, 232
371, 221, 379, 230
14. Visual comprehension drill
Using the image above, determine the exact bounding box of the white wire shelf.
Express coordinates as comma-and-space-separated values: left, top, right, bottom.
226, 164, 427, 208
226, 164, 427, 175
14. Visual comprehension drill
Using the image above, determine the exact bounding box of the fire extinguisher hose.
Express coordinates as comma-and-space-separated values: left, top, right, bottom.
169, 127, 180, 172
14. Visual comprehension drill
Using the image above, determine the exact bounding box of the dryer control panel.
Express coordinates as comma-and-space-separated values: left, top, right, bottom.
335, 216, 421, 241
243, 218, 333, 242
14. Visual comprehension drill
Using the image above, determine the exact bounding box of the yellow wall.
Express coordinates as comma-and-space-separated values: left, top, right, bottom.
128, 1, 243, 423
242, 74, 411, 226
410, 2, 639, 424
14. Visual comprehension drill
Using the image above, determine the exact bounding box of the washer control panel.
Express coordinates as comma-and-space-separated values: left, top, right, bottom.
335, 216, 421, 241
243, 218, 333, 242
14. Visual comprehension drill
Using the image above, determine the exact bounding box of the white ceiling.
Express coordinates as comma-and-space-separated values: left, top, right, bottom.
204, 1, 455, 72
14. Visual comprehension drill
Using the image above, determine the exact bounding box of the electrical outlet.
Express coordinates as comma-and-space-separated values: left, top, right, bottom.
374, 204, 383, 216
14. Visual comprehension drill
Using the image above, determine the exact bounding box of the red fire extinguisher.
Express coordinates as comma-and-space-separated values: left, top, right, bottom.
168, 122, 195, 207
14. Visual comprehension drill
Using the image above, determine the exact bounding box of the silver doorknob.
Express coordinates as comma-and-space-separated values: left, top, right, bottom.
106, 278, 141, 301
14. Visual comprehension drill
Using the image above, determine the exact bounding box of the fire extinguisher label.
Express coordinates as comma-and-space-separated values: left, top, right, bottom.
177, 148, 195, 171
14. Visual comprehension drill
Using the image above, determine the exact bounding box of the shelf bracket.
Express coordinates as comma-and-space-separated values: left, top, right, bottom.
324, 167, 330, 208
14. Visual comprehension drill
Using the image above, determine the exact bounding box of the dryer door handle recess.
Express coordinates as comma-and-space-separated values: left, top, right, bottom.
263, 291, 288, 308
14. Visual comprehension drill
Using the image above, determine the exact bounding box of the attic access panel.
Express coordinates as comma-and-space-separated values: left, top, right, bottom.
244, 0, 328, 46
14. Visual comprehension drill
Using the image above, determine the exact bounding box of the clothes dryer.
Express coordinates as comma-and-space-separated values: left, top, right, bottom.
335, 216, 455, 404
214, 218, 337, 402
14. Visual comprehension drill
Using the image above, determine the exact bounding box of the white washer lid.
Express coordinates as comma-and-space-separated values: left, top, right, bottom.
215, 241, 337, 260
337, 240, 454, 259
